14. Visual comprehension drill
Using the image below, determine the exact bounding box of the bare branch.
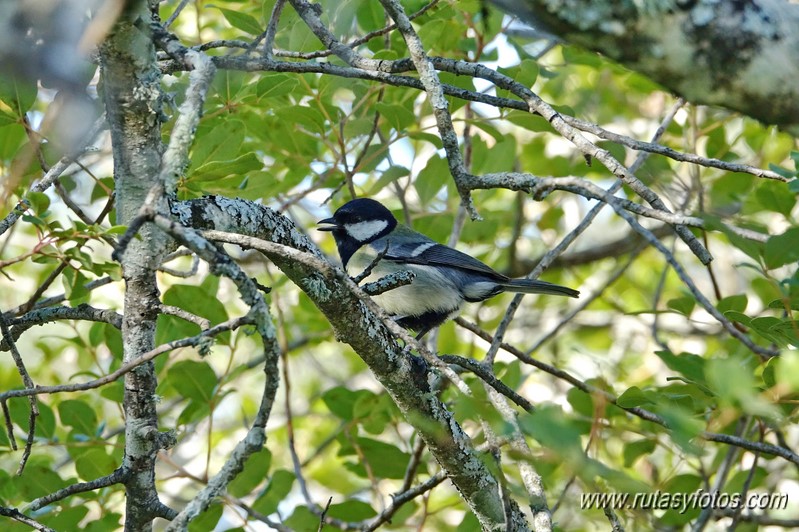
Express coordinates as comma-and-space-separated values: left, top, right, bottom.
0, 313, 38, 474
3, 277, 115, 318
438, 354, 534, 412
262, 0, 286, 58
363, 472, 448, 532
159, 304, 210, 329
378, 0, 477, 216
2, 304, 123, 352
0, 316, 251, 401
0, 118, 104, 238
361, 270, 416, 296
27, 467, 130, 512
0, 506, 55, 532
150, 215, 281, 530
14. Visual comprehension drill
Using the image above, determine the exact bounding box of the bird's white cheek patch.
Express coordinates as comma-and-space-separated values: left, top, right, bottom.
345, 220, 388, 241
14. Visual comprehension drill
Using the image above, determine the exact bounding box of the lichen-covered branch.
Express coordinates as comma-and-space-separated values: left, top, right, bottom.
147, 215, 281, 530
99, 1, 172, 528
490, 0, 799, 132
173, 196, 529, 531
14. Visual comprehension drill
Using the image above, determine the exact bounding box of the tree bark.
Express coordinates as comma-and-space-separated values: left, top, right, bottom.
99, 1, 174, 528
492, 0, 799, 132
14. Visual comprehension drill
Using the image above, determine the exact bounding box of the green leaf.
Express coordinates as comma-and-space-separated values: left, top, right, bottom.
62, 268, 90, 302
17, 465, 67, 499
84, 513, 122, 532
623, 439, 656, 467
177, 399, 211, 426
75, 449, 116, 480
356, 0, 385, 30
256, 74, 300, 99
321, 386, 375, 420
776, 351, 799, 392
0, 122, 26, 158
667, 296, 695, 316
156, 310, 205, 346
100, 381, 124, 404
705, 357, 778, 416
191, 153, 262, 181
285, 506, 319, 530
189, 120, 246, 170
167, 360, 218, 402
755, 180, 796, 216
617, 386, 656, 408
252, 470, 295, 515
654, 351, 707, 385
0, 75, 37, 118
474, 136, 517, 174
216, 7, 263, 35
274, 106, 326, 135
10, 398, 55, 439
163, 284, 229, 325
369, 165, 410, 194
768, 163, 797, 179
339, 437, 411, 479
228, 448, 271, 497
654, 404, 704, 455
764, 227, 799, 269
354, 393, 397, 435
716, 294, 747, 313
375, 102, 416, 132
458, 512, 482, 532
188, 503, 223, 532
566, 388, 594, 417
702, 214, 763, 262
41, 506, 89, 531
0, 469, 15, 501
415, 155, 449, 205
723, 310, 751, 326
58, 399, 98, 436
518, 405, 583, 458
27, 191, 50, 215
326, 500, 377, 520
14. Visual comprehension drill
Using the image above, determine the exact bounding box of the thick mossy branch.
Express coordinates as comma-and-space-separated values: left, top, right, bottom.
174, 196, 522, 531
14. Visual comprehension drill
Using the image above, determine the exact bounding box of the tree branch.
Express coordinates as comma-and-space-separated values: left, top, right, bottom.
174, 196, 528, 531
148, 215, 281, 530
0, 316, 251, 401
1, 304, 123, 351
27, 467, 131, 512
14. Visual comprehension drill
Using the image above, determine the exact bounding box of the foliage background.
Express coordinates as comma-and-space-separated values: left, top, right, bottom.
1, 0, 798, 530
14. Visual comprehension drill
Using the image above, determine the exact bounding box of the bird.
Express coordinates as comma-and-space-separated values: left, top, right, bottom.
318, 198, 579, 339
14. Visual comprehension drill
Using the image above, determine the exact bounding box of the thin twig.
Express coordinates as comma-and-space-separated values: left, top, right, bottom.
261, 0, 286, 57
27, 467, 130, 511
0, 313, 38, 474
439, 354, 534, 412
0, 506, 55, 532
363, 472, 448, 532
0, 316, 252, 401
165, 0, 190, 27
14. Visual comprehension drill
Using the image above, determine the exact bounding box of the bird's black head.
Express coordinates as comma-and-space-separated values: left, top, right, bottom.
317, 198, 398, 266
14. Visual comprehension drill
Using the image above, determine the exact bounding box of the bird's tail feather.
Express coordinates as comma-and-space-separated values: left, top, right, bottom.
501, 278, 580, 298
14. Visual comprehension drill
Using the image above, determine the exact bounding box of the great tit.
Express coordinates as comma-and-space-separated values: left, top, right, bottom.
318, 198, 579, 338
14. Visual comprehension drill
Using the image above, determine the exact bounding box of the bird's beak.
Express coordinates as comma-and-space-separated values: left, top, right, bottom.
317, 217, 339, 231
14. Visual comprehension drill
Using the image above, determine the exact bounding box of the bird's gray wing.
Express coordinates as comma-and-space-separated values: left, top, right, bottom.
383, 242, 508, 281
